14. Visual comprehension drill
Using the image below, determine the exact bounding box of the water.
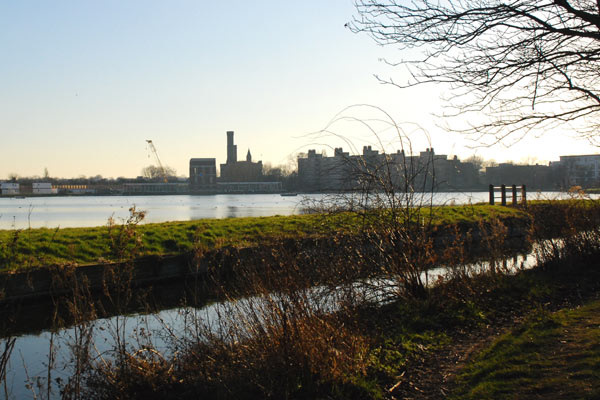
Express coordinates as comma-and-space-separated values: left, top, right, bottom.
3, 249, 538, 399
0, 191, 579, 229
0, 194, 307, 230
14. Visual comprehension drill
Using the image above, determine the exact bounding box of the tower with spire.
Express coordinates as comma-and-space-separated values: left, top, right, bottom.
219, 131, 263, 182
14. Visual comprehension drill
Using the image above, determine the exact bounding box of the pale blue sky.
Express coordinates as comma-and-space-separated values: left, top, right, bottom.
1, 1, 596, 178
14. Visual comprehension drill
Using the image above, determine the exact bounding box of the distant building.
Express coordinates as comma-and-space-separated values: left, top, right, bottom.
0, 182, 19, 195
55, 184, 96, 195
32, 182, 57, 195
189, 158, 217, 192
298, 146, 481, 192
485, 163, 556, 190
551, 154, 600, 188
390, 148, 480, 191
297, 149, 350, 192
219, 131, 263, 182
122, 183, 188, 194
217, 181, 281, 193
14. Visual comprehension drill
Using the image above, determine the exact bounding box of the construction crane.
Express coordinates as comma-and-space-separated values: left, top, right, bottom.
146, 140, 169, 183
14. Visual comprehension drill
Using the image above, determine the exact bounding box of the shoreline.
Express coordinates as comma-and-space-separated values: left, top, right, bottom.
0, 188, 509, 199
0, 214, 531, 305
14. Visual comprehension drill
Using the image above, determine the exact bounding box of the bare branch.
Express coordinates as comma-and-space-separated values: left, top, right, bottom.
351, 0, 600, 143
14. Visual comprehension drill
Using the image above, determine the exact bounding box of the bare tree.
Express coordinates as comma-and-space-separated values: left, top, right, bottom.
485, 159, 500, 168
351, 0, 600, 145
141, 165, 176, 181
464, 155, 485, 172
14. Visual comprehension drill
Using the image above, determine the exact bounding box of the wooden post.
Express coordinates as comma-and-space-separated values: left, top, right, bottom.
489, 184, 494, 205
501, 184, 507, 206
521, 184, 527, 205
512, 184, 517, 206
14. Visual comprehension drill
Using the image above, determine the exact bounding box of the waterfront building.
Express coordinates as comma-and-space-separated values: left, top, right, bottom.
297, 146, 480, 192
189, 158, 217, 192
54, 184, 96, 195
551, 154, 600, 188
485, 163, 556, 190
219, 131, 263, 182
32, 182, 57, 195
0, 182, 19, 195
217, 181, 282, 193
297, 148, 355, 191
122, 183, 189, 194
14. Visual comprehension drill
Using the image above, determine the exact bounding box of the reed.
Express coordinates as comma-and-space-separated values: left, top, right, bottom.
2, 195, 600, 398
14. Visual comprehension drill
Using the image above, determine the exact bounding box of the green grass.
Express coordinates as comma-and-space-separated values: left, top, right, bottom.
0, 204, 527, 270
342, 239, 600, 399
451, 300, 600, 399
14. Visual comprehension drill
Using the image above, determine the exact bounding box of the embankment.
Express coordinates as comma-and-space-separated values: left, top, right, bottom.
0, 214, 531, 306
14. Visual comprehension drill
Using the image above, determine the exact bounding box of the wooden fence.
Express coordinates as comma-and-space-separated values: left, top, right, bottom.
489, 184, 527, 206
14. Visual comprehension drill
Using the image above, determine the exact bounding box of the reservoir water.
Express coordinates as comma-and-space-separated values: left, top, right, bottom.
0, 191, 577, 230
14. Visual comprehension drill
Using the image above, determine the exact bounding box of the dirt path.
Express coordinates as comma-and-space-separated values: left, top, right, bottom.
388, 320, 520, 399
388, 293, 600, 399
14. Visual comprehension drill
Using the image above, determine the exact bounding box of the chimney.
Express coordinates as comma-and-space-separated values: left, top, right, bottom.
226, 131, 237, 164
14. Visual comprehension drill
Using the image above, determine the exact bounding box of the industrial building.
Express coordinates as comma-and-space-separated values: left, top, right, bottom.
189, 158, 217, 192
219, 131, 263, 182
188, 131, 280, 194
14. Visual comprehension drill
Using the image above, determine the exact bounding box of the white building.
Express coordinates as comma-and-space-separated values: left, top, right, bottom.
33, 182, 57, 195
0, 182, 20, 195
553, 154, 600, 188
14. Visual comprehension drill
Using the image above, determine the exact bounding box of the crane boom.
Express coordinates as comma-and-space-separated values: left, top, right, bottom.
146, 140, 168, 183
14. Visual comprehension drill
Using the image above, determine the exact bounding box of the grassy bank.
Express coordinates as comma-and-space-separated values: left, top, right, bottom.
354, 247, 600, 399
0, 204, 525, 270
451, 299, 600, 399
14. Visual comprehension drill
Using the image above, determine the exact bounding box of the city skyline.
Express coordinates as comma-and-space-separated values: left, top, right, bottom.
2, 1, 598, 179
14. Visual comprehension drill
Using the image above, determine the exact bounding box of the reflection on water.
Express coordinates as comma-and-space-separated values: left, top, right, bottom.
2, 246, 537, 400
0, 191, 583, 230
0, 194, 311, 229
225, 205, 240, 219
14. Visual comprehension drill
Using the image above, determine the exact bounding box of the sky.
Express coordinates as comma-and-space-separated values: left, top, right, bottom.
1, 0, 598, 179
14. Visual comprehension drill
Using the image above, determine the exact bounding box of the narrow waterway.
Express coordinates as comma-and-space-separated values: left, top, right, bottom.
1, 248, 537, 400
